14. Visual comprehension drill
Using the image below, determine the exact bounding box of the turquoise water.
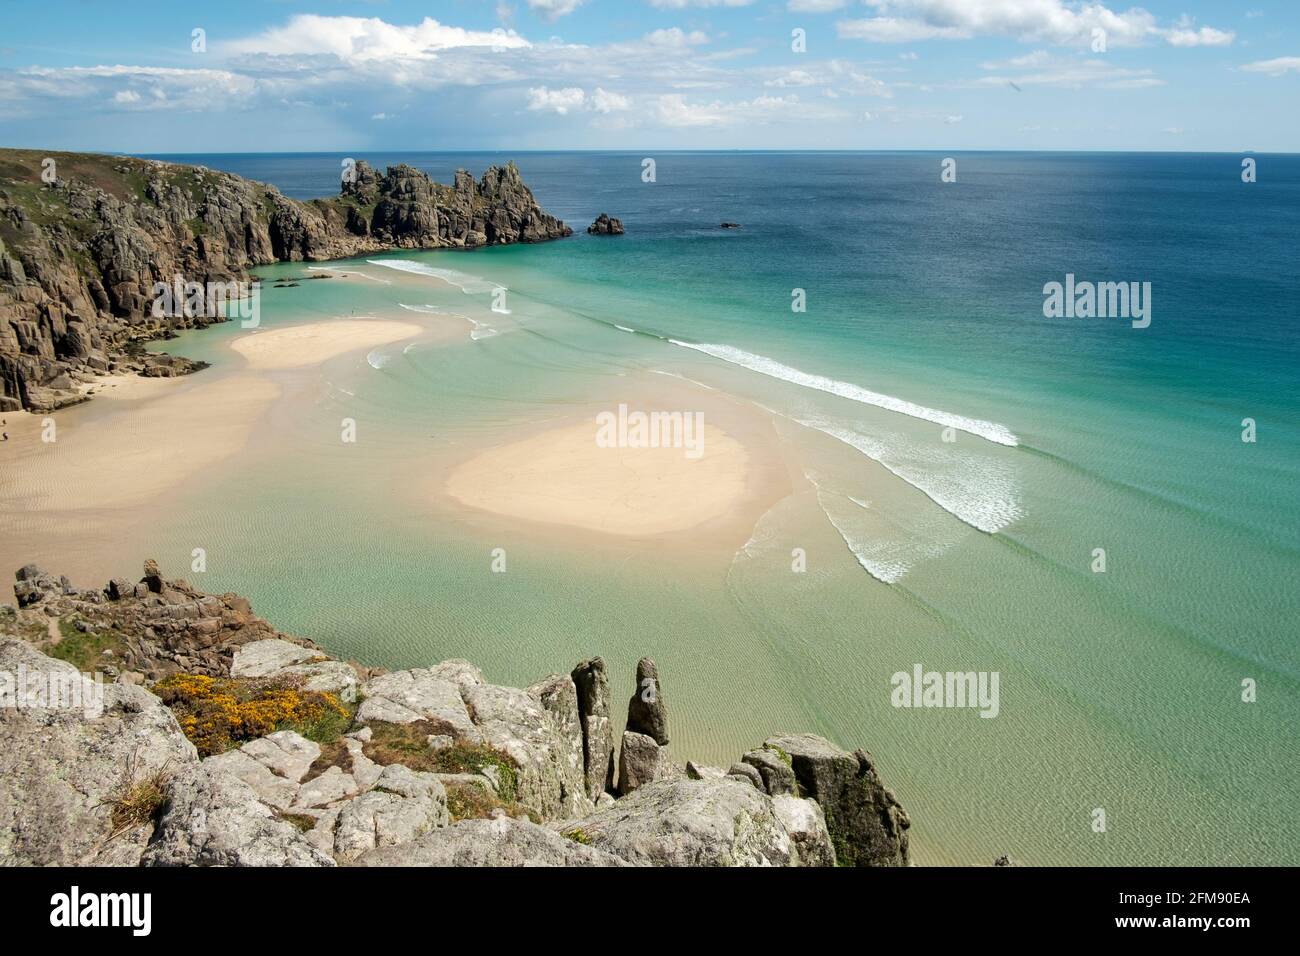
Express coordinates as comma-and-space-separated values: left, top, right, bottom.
143, 152, 1299, 865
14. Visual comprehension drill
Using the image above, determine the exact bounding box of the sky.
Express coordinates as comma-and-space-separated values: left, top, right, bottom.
0, 0, 1296, 152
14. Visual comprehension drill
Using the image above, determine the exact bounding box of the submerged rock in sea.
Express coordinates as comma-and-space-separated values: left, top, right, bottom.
587, 213, 625, 235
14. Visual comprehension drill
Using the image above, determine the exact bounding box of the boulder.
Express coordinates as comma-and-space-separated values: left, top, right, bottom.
741, 747, 797, 795
617, 730, 666, 795
626, 656, 668, 744
772, 794, 836, 867
329, 764, 449, 862
231, 638, 359, 700
353, 816, 628, 867
726, 762, 764, 790
230, 638, 318, 677
356, 668, 478, 738
0, 638, 199, 865
561, 778, 794, 867
142, 763, 334, 866
764, 733, 910, 867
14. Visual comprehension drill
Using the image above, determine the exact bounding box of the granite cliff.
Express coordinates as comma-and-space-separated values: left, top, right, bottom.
0, 149, 572, 411
0, 561, 912, 868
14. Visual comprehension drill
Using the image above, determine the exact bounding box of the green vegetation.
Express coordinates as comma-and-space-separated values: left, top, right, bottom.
563, 827, 592, 845
48, 618, 129, 672
361, 720, 520, 804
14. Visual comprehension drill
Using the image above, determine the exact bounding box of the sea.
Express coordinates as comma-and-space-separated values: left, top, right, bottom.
135, 150, 1300, 865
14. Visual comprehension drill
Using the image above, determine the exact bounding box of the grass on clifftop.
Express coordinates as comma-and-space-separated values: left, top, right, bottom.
362, 720, 536, 821
155, 673, 353, 757
48, 618, 130, 673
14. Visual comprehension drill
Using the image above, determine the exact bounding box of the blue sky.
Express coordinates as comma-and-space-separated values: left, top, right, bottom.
0, 1, 1296, 152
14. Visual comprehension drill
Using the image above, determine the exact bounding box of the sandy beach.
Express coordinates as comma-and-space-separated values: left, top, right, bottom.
445, 416, 764, 537
230, 319, 424, 369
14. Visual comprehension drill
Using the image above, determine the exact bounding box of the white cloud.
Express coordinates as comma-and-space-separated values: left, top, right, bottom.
971, 55, 1163, 90
647, 0, 753, 8
1240, 56, 1300, 76
838, 0, 1231, 48
766, 69, 818, 87
224, 15, 529, 61
113, 90, 140, 104
644, 27, 710, 48
592, 87, 631, 112
526, 0, 587, 20
650, 92, 829, 127
838, 17, 968, 42
944, 114, 963, 124
527, 85, 586, 113
788, 0, 846, 11
981, 50, 1051, 70
1164, 27, 1234, 48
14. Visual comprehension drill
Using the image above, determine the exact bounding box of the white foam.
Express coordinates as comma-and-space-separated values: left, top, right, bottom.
307, 266, 390, 284
398, 302, 498, 339
366, 349, 392, 370
799, 416, 1021, 533
366, 259, 500, 294
668, 340, 1018, 447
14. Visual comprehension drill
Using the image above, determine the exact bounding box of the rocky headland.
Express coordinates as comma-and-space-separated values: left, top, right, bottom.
0, 561, 912, 867
0, 149, 573, 412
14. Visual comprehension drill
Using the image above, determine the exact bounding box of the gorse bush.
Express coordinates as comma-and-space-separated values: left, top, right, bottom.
155, 673, 350, 756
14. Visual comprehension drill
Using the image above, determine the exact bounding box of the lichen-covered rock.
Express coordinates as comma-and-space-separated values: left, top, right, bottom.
764, 733, 910, 867
353, 816, 628, 867
329, 764, 449, 862
463, 681, 593, 820
0, 637, 199, 865
527, 673, 588, 809
742, 746, 797, 796
772, 794, 836, 867
618, 730, 666, 795
571, 656, 614, 800
562, 778, 794, 867
356, 668, 478, 738
231, 638, 358, 700
142, 763, 334, 867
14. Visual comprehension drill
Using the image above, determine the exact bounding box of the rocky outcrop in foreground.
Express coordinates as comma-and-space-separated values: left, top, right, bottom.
0, 149, 572, 411
1, 562, 910, 867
